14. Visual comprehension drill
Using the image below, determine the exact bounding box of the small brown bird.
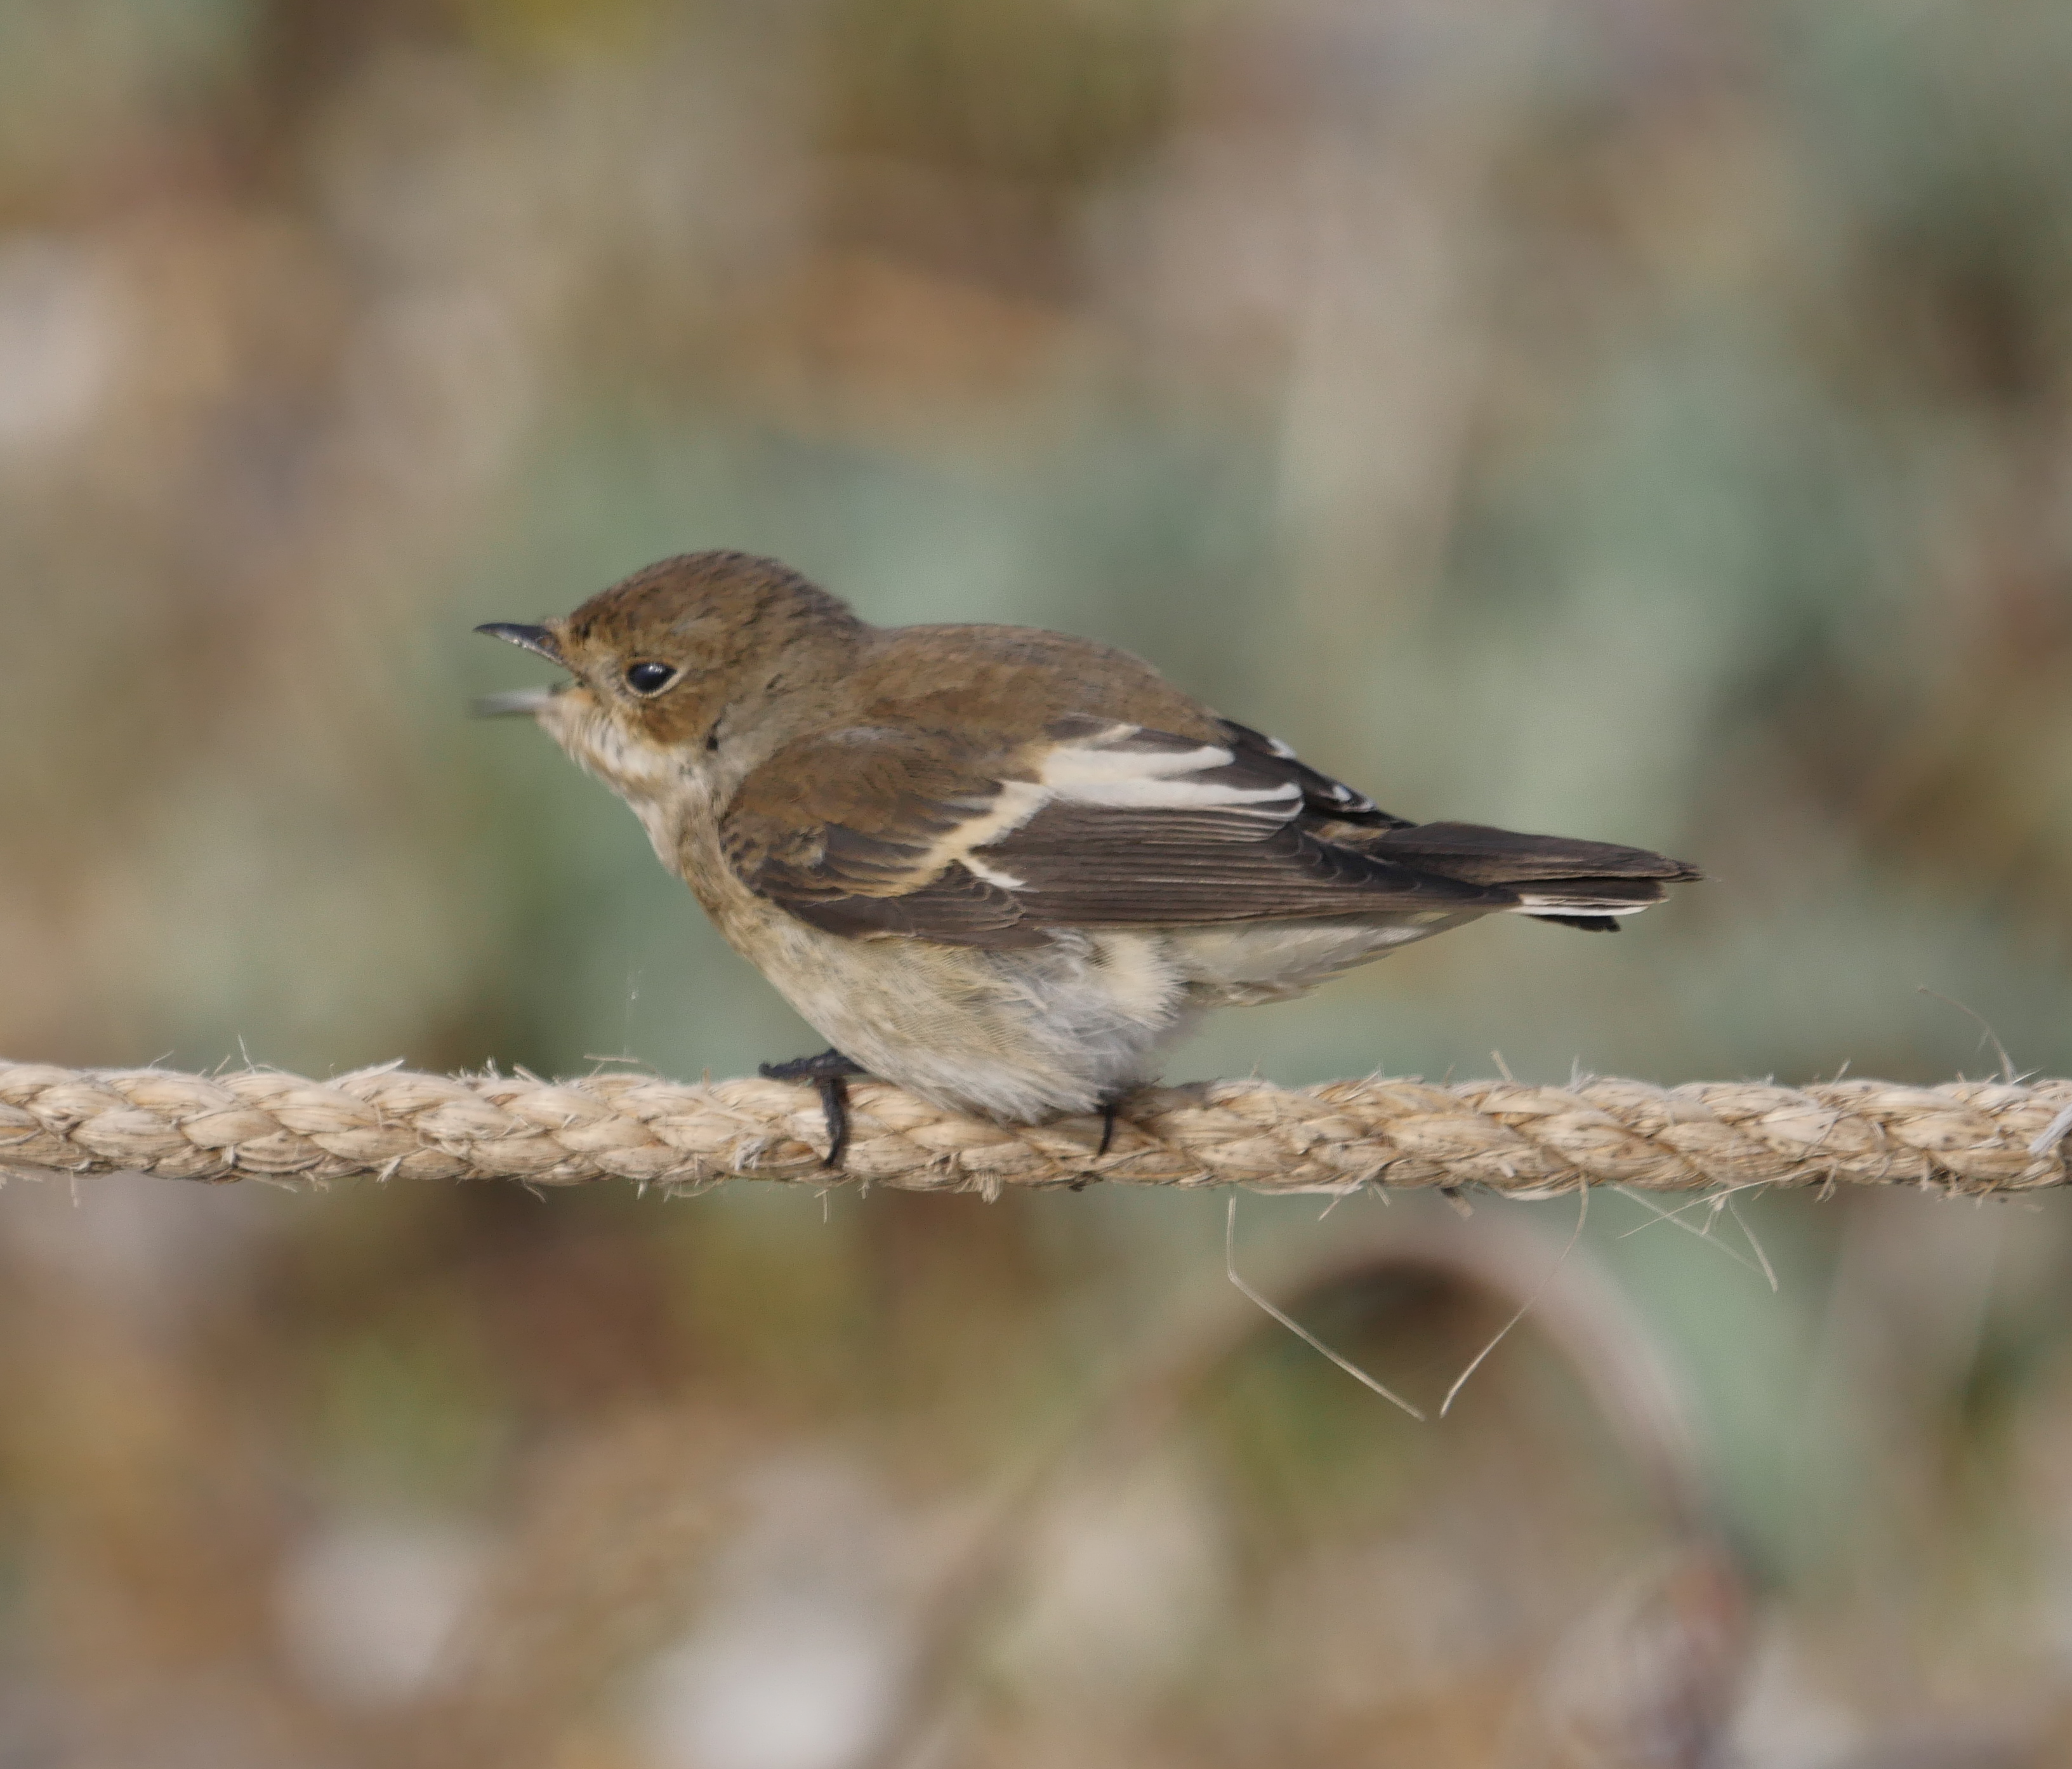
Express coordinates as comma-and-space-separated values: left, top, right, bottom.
479, 551, 1698, 1161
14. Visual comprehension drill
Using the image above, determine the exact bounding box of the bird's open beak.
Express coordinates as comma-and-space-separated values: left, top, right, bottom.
475, 621, 565, 664
472, 686, 562, 718
473, 623, 569, 719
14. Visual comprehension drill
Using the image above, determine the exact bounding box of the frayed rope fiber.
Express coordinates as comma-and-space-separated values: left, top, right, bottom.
4, 1062, 2072, 1196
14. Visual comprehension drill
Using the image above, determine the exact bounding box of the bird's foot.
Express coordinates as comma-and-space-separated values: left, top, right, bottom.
758, 1049, 869, 1170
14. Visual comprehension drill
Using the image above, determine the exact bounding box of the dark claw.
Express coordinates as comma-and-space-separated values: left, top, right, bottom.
1093, 1085, 1142, 1162
759, 1049, 868, 1170
1069, 1095, 1128, 1188
816, 1076, 852, 1170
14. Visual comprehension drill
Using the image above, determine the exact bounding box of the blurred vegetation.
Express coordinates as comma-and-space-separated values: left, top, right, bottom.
4, 0, 2072, 1763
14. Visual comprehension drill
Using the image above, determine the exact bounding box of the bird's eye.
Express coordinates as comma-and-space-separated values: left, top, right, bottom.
624, 661, 678, 696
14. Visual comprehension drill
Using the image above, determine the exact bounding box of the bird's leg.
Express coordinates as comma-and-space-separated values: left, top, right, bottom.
1067, 1090, 1135, 1188
758, 1049, 869, 1170
1097, 1087, 1136, 1160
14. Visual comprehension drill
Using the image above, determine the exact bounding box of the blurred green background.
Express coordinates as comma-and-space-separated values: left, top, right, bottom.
5, 1, 2072, 1764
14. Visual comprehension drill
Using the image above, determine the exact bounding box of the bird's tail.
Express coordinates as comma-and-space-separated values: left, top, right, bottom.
1349, 821, 1701, 931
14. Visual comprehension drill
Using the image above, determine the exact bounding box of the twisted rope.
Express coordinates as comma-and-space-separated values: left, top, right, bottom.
4, 1061, 2071, 1197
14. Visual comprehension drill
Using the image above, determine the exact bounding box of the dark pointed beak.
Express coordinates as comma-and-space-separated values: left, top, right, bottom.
473, 622, 568, 719
475, 622, 565, 665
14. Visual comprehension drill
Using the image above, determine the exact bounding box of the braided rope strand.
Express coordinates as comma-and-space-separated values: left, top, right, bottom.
3, 1062, 2069, 1196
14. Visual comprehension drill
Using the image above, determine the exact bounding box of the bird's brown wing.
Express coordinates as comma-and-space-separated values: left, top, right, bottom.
721, 718, 1510, 948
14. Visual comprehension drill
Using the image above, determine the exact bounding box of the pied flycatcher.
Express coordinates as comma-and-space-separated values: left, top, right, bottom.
478, 552, 1698, 1162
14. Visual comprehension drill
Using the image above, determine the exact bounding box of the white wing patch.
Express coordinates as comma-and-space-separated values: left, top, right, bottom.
1038, 736, 1302, 811
1043, 740, 1230, 783
909, 724, 1309, 895
962, 856, 1029, 891
1508, 898, 1653, 916
906, 778, 1048, 879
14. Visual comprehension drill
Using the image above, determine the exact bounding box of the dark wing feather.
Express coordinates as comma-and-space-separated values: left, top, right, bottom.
1352, 821, 1702, 886
1215, 719, 1412, 828
964, 803, 1500, 924
723, 723, 1512, 947
1349, 820, 1700, 918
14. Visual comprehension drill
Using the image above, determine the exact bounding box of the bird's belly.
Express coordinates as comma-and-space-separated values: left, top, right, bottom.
1171, 910, 1486, 1005
659, 812, 1152, 1119
743, 920, 1194, 1121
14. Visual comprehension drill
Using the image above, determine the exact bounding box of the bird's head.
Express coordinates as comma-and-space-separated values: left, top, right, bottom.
476, 551, 866, 800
